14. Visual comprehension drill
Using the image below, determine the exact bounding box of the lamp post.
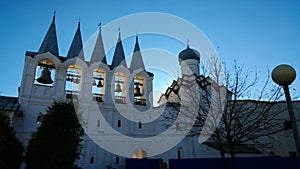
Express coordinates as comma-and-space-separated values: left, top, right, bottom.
272, 64, 300, 159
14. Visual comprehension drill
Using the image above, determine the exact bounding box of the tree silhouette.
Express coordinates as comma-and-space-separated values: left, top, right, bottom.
0, 113, 24, 169
25, 101, 84, 169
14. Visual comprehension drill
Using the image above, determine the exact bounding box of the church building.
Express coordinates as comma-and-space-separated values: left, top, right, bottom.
0, 15, 299, 169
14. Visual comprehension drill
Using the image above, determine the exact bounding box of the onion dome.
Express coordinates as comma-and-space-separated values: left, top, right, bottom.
178, 46, 200, 61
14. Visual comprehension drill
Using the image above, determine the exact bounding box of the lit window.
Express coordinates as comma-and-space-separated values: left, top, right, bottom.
132, 149, 147, 159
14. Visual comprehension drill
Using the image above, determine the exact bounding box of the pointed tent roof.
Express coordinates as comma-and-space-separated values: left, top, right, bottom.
38, 15, 59, 56
90, 27, 107, 64
67, 22, 84, 60
111, 30, 127, 68
130, 35, 145, 71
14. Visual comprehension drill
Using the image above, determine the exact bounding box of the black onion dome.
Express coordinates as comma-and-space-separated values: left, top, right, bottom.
178, 47, 200, 61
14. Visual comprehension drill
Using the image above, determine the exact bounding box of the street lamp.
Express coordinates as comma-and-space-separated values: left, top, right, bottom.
271, 64, 300, 159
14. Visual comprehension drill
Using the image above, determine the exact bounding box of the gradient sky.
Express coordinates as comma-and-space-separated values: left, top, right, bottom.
0, 0, 299, 100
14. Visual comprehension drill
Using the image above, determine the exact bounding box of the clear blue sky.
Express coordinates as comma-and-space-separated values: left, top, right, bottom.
0, 0, 299, 98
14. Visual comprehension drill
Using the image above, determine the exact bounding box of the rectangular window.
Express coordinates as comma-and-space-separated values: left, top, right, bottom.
116, 156, 120, 164
97, 120, 100, 127
289, 152, 296, 157
177, 147, 182, 159
284, 120, 292, 130
90, 155, 95, 165
117, 120, 122, 128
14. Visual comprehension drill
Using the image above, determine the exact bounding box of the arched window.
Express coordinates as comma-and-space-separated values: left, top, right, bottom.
89, 155, 95, 165
34, 59, 56, 86
133, 74, 146, 106
65, 64, 82, 99
177, 147, 182, 159
138, 121, 142, 129
117, 120, 122, 128
114, 71, 126, 104
92, 68, 105, 102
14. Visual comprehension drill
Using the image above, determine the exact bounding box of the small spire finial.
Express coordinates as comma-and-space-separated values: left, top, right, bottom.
78, 16, 81, 27
136, 33, 138, 42
117, 27, 121, 42
53, 10, 56, 22
186, 39, 190, 48
98, 22, 101, 29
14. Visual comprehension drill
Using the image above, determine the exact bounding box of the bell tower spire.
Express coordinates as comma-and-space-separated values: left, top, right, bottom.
38, 12, 59, 56
90, 23, 107, 64
111, 28, 127, 68
67, 20, 84, 60
130, 34, 145, 71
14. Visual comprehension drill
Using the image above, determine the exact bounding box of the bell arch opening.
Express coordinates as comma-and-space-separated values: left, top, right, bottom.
65, 64, 82, 99
114, 71, 126, 104
34, 59, 56, 86
92, 68, 106, 102
133, 74, 146, 106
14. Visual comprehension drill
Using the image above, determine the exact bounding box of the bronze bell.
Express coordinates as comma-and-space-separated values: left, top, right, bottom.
73, 78, 80, 84
37, 67, 53, 84
134, 85, 143, 97
97, 80, 103, 88
67, 76, 71, 82
92, 79, 96, 86
115, 83, 122, 93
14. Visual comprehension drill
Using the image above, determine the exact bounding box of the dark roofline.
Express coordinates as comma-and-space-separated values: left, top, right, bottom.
0, 96, 20, 112
26, 51, 67, 62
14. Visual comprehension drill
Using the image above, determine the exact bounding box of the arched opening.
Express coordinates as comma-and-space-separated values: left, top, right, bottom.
114, 71, 126, 104
117, 119, 122, 128
116, 156, 120, 164
65, 64, 82, 99
177, 147, 182, 159
92, 68, 105, 102
133, 74, 146, 106
34, 59, 56, 86
132, 149, 147, 159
